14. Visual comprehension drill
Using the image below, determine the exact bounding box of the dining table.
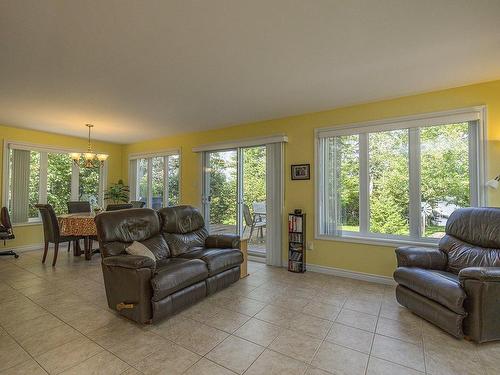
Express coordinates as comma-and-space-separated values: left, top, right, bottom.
57, 212, 99, 260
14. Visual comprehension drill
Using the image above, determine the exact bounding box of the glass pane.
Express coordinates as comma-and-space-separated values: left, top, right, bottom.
323, 136, 360, 234
242, 146, 266, 254
168, 155, 180, 206
79, 158, 100, 207
338, 135, 360, 232
47, 153, 72, 215
137, 158, 148, 205
152, 157, 164, 210
420, 123, 470, 238
369, 129, 410, 235
208, 150, 237, 235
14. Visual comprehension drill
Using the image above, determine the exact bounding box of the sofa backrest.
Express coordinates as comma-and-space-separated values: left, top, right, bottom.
158, 205, 208, 256
439, 207, 500, 274
95, 208, 170, 259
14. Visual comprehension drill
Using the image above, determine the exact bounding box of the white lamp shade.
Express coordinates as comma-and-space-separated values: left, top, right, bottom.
84, 152, 95, 160
486, 179, 499, 189
69, 152, 81, 161
96, 154, 109, 161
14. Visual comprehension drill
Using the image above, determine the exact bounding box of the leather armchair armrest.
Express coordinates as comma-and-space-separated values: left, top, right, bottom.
459, 267, 500, 283
205, 234, 240, 249
102, 255, 155, 270
395, 246, 447, 269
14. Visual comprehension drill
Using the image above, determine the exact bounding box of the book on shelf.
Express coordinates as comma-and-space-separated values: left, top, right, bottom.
288, 215, 303, 232
288, 251, 302, 261
288, 233, 302, 243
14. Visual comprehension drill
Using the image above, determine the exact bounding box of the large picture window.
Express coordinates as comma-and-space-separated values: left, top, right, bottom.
129, 152, 180, 209
316, 108, 486, 244
5, 143, 106, 224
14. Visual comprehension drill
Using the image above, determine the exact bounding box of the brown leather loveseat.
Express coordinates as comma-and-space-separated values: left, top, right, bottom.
95, 205, 243, 323
394, 207, 500, 343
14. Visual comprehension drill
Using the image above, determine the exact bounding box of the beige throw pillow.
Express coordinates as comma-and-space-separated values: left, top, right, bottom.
126, 241, 156, 263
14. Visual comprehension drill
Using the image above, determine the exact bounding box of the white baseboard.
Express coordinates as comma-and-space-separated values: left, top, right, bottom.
305, 263, 396, 285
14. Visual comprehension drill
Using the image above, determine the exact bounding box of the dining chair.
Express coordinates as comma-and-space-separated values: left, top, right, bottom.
130, 201, 146, 208
0, 207, 18, 258
243, 204, 266, 241
106, 203, 133, 211
66, 201, 94, 255
36, 204, 75, 266
67, 201, 91, 214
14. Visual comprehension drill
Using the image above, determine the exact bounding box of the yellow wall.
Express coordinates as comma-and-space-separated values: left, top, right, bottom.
122, 80, 500, 277
2, 80, 499, 276
0, 125, 123, 249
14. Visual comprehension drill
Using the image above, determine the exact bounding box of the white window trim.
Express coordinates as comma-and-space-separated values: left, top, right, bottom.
314, 106, 488, 247
3, 140, 108, 226
128, 149, 181, 207
128, 148, 180, 160
192, 134, 288, 153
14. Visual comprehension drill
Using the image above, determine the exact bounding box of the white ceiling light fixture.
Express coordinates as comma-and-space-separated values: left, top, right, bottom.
70, 124, 109, 168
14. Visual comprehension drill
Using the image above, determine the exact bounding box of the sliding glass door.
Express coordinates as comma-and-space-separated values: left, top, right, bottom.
203, 146, 267, 256
205, 149, 238, 235
242, 146, 267, 255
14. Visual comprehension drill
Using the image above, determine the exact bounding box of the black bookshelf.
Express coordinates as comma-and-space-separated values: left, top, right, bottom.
288, 213, 306, 273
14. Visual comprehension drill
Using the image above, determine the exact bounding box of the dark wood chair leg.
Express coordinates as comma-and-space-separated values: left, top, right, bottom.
67, 241, 71, 252
75, 240, 82, 256
52, 242, 59, 266
84, 237, 91, 260
42, 241, 49, 263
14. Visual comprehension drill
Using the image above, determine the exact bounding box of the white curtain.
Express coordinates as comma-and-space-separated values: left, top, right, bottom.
11, 149, 31, 223
324, 137, 342, 236
265, 142, 284, 266
129, 159, 138, 200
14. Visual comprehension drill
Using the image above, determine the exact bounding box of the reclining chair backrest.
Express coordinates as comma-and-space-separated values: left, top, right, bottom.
158, 205, 208, 256
439, 207, 500, 274
95, 208, 170, 259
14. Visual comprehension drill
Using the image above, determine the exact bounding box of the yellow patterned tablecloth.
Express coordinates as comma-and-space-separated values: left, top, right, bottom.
58, 213, 97, 236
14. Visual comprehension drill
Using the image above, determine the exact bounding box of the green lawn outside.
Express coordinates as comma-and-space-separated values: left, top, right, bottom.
339, 224, 445, 238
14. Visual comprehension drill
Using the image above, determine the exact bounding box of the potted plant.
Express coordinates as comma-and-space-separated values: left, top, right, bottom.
104, 179, 130, 203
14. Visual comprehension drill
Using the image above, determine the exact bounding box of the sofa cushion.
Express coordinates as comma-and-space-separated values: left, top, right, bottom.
444, 207, 500, 249
151, 258, 208, 301
163, 230, 208, 256
439, 235, 500, 274
158, 205, 206, 234
178, 248, 243, 276
95, 208, 170, 258
393, 267, 466, 315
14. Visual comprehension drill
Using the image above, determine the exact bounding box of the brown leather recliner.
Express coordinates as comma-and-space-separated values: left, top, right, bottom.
394, 207, 500, 343
95, 205, 243, 324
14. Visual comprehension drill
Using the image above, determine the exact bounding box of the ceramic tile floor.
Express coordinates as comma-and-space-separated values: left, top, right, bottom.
0, 249, 498, 375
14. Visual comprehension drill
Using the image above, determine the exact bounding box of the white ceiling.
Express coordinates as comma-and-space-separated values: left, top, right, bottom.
1, 1, 500, 144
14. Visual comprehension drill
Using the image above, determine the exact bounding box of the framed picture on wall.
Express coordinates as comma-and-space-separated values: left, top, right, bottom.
291, 164, 310, 180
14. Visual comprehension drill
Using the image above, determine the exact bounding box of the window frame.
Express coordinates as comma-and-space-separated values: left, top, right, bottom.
2, 140, 107, 226
128, 149, 181, 208
315, 106, 487, 247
